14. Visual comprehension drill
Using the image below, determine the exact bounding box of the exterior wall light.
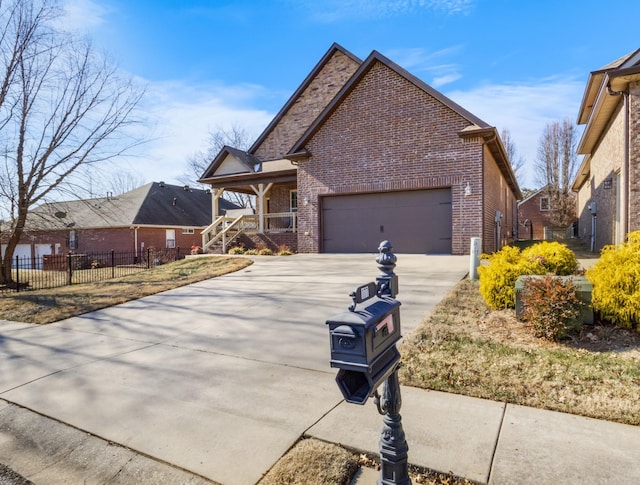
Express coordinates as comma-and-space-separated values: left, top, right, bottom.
464, 182, 472, 196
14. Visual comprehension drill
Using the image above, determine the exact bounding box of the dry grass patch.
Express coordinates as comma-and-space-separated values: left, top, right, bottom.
399, 279, 640, 426
259, 438, 358, 485
0, 256, 252, 324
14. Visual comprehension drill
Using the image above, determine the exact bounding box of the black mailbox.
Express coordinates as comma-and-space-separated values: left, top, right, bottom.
327, 282, 402, 404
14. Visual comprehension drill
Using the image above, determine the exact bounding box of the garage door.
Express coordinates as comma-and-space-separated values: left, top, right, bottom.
322, 189, 452, 254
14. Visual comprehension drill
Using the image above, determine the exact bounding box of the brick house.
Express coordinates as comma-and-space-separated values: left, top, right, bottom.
3, 182, 237, 262
572, 48, 640, 252
199, 44, 521, 255
517, 186, 577, 241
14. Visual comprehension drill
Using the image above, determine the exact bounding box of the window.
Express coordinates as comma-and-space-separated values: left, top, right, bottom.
290, 190, 298, 213
68, 230, 78, 249
540, 196, 550, 211
166, 229, 176, 248
182, 228, 195, 234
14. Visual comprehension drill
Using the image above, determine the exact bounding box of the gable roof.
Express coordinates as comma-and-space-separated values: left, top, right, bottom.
248, 43, 362, 157
28, 182, 238, 231
200, 145, 261, 180
574, 48, 640, 190
576, 48, 640, 156
289, 50, 490, 155
285, 50, 520, 199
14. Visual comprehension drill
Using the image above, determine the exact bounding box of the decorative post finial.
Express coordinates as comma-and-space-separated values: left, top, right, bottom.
376, 240, 398, 298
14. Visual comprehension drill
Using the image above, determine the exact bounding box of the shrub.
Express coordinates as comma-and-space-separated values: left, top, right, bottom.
258, 248, 274, 256
521, 241, 578, 275
519, 276, 584, 341
478, 246, 546, 309
228, 246, 245, 255
190, 245, 203, 255
244, 249, 259, 255
587, 230, 640, 328
277, 244, 294, 256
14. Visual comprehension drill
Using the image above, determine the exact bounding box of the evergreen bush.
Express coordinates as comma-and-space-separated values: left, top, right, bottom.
478, 246, 546, 309
521, 241, 578, 275
586, 230, 640, 329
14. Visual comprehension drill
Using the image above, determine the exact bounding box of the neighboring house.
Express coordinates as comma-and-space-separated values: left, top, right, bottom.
199, 44, 521, 255
517, 186, 577, 240
572, 48, 640, 252
2, 182, 238, 262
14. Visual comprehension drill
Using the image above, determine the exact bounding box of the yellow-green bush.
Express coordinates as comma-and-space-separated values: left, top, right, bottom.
521, 241, 578, 275
478, 246, 546, 309
587, 231, 640, 329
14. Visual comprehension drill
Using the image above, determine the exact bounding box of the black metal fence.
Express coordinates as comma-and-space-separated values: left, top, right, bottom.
0, 248, 181, 294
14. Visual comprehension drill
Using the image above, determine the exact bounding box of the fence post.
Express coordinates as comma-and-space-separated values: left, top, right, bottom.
111, 250, 115, 278
67, 252, 73, 285
176, 246, 180, 261
147, 248, 151, 269
15, 256, 19, 293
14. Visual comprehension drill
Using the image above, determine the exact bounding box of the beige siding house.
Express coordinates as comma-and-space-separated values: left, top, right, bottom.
573, 49, 640, 251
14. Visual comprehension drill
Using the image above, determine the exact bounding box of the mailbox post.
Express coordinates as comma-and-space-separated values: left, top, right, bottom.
327, 241, 411, 485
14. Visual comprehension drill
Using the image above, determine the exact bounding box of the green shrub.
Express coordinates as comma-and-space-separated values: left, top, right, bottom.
228, 246, 245, 255
478, 246, 545, 309
521, 241, 578, 275
244, 249, 259, 255
258, 248, 274, 256
520, 276, 584, 341
587, 230, 640, 328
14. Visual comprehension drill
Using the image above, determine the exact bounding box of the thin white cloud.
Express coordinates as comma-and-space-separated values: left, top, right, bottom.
385, 46, 464, 87
432, 73, 462, 87
131, 80, 274, 185
296, 0, 475, 22
445, 77, 585, 188
59, 0, 110, 32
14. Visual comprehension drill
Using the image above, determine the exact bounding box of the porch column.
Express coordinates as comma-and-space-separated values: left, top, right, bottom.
211, 188, 225, 220
250, 183, 273, 233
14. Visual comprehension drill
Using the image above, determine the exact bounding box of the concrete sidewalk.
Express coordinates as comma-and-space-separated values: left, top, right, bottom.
1, 254, 639, 484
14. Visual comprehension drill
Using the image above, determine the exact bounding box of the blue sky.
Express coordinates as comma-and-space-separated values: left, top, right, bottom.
62, 0, 640, 189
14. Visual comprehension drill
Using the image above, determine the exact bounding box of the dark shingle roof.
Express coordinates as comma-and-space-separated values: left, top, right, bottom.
28, 182, 238, 230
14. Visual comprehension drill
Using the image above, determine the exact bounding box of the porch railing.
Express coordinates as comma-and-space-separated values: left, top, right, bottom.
201, 212, 297, 253
264, 212, 297, 233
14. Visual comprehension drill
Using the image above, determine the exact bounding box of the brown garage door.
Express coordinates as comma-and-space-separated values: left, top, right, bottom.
321, 189, 452, 254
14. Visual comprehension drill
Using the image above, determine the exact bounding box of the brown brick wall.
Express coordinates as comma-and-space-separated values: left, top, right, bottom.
253, 50, 360, 160
267, 183, 297, 213
483, 146, 517, 252
518, 192, 551, 240
237, 233, 297, 252
19, 226, 205, 255
295, 60, 489, 255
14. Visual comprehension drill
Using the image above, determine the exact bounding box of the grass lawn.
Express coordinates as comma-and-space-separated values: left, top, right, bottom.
0, 256, 252, 324
399, 278, 640, 426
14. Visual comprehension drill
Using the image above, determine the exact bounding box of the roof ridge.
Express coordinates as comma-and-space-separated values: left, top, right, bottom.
289, 49, 489, 155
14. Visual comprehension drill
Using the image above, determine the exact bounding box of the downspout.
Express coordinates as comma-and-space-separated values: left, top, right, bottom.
607, 84, 629, 240
134, 226, 139, 258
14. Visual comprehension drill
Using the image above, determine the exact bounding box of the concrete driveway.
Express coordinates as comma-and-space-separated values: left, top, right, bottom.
0, 253, 468, 485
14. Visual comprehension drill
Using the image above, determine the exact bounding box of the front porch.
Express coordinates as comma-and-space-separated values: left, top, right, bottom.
200, 206, 298, 253
199, 147, 299, 253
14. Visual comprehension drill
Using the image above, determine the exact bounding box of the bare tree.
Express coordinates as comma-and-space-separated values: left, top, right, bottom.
0, 0, 143, 285
181, 123, 255, 209
501, 128, 525, 185
534, 118, 578, 227
105, 170, 146, 195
